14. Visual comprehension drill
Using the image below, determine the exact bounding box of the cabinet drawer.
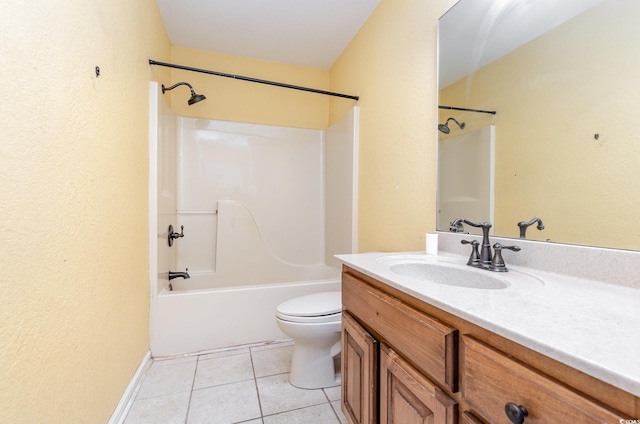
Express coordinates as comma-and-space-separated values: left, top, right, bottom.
343, 272, 458, 392
462, 336, 625, 423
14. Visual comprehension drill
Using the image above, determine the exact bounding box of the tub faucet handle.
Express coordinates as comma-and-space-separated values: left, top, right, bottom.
168, 225, 184, 246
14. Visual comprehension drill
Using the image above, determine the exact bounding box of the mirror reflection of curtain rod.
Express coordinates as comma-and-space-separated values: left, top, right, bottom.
439, 105, 497, 115
149, 59, 359, 101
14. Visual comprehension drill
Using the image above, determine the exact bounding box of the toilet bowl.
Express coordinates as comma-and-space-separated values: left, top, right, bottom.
276, 291, 342, 389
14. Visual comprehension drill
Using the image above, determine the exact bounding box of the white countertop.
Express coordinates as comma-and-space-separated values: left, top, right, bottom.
336, 251, 640, 397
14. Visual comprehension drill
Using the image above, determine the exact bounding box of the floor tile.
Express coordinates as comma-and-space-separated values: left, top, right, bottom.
331, 400, 348, 424
124, 392, 190, 424
187, 380, 261, 424
251, 345, 293, 378
153, 355, 198, 366
198, 347, 250, 361
256, 373, 327, 416
194, 352, 254, 389
250, 340, 293, 352
125, 341, 343, 423
323, 385, 341, 402
136, 360, 197, 399
263, 403, 341, 424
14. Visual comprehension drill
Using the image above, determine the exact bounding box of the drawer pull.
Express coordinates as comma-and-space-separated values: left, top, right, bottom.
504, 402, 528, 424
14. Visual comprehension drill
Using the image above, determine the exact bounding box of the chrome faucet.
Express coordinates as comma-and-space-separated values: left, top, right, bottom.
450, 219, 493, 267
168, 269, 190, 281
517, 217, 544, 239
453, 218, 521, 272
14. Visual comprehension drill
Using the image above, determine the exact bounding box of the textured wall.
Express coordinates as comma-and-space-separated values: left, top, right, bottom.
0, 0, 171, 422
330, 0, 458, 252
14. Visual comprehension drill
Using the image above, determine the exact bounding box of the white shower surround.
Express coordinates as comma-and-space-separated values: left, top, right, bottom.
148, 82, 358, 356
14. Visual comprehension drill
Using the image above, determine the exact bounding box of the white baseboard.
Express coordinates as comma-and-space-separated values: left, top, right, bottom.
108, 350, 153, 424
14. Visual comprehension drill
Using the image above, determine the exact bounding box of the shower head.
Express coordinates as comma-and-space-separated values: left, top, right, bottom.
162, 82, 206, 106
438, 117, 466, 134
187, 92, 206, 105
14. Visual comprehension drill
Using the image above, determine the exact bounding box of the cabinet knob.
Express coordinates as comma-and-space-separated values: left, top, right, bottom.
504, 402, 528, 424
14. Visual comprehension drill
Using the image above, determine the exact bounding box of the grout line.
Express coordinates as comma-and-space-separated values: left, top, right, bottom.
153, 338, 293, 361
249, 348, 266, 420
183, 356, 200, 424
323, 387, 344, 423
260, 402, 338, 421
329, 401, 343, 423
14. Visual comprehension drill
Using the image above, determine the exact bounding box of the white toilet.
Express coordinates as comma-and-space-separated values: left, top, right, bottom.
275, 291, 342, 389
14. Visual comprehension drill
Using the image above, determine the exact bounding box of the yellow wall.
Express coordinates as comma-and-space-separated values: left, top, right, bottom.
168, 46, 332, 129
330, 0, 458, 252
0, 0, 469, 420
440, 0, 640, 250
0, 0, 170, 422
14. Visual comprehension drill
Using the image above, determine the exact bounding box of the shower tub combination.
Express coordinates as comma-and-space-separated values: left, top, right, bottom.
148, 82, 358, 357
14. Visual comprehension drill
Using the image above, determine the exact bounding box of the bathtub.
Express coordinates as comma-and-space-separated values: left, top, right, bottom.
148, 105, 358, 358
152, 268, 341, 357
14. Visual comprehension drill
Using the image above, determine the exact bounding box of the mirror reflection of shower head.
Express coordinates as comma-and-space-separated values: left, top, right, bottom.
438, 117, 466, 134
162, 82, 207, 105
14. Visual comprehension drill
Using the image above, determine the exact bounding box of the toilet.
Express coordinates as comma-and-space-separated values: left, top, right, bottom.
275, 291, 342, 389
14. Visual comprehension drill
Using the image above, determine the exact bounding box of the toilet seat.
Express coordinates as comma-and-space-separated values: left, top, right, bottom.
276, 310, 341, 324
276, 291, 342, 323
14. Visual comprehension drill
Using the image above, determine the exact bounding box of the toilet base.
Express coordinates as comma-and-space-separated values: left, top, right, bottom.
289, 341, 341, 389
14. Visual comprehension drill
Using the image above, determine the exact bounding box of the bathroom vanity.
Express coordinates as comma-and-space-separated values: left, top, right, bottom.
337, 241, 640, 423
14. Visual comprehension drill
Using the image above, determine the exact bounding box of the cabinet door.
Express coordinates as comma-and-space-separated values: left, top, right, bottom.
380, 343, 457, 424
342, 311, 377, 424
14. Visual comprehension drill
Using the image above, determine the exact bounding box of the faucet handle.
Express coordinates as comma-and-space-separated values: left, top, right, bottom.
461, 239, 481, 267
168, 224, 185, 246
489, 243, 521, 272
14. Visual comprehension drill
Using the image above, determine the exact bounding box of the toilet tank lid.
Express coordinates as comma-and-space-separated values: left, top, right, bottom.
277, 291, 342, 317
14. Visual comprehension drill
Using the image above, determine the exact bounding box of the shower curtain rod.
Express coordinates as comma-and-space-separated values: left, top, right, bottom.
149, 59, 359, 101
439, 105, 497, 115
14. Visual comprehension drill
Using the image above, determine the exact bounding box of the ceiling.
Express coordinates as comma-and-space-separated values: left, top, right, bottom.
156, 0, 380, 70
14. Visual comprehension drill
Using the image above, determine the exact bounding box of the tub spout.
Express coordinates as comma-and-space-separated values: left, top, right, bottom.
168, 269, 190, 281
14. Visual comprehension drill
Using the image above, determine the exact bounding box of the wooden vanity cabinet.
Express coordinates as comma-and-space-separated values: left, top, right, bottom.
341, 270, 458, 424
462, 336, 624, 423
342, 272, 458, 392
380, 343, 457, 424
342, 311, 377, 424
341, 265, 638, 424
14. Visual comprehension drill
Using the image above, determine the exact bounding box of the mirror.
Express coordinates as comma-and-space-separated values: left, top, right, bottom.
437, 0, 640, 251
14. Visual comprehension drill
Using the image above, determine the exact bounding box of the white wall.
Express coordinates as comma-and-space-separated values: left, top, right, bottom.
149, 82, 178, 353
175, 118, 326, 272
325, 107, 359, 266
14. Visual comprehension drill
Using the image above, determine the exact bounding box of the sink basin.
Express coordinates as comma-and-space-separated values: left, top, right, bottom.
376, 255, 543, 290
388, 262, 508, 289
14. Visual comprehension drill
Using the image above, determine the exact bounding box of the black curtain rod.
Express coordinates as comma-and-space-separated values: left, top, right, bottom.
149, 59, 359, 101
439, 105, 497, 115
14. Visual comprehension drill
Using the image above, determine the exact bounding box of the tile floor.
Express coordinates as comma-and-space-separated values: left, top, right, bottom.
124, 341, 347, 424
